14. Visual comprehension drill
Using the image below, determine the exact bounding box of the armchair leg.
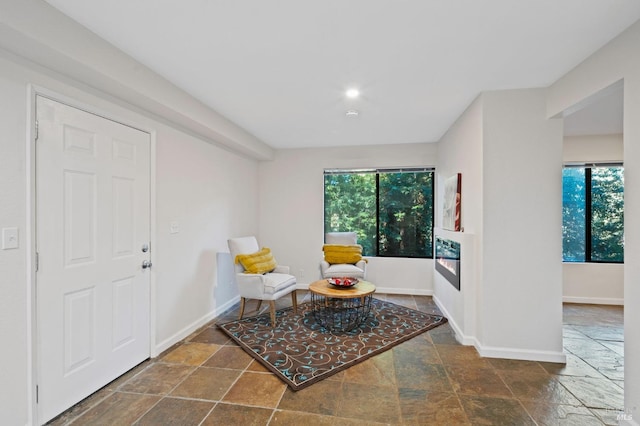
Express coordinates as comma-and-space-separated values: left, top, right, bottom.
238, 297, 246, 320
269, 301, 276, 327
291, 290, 298, 313
256, 300, 263, 311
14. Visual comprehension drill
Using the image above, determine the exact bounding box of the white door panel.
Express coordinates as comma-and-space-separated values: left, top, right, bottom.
36, 96, 151, 423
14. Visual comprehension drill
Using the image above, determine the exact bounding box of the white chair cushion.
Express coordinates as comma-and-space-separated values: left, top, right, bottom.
325, 232, 358, 245
324, 263, 365, 277
262, 273, 297, 295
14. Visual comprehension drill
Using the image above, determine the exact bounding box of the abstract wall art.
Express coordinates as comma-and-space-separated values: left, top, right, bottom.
442, 173, 462, 231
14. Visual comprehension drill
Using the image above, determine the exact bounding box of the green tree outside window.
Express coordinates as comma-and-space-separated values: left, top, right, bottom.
562, 165, 623, 263
324, 169, 434, 258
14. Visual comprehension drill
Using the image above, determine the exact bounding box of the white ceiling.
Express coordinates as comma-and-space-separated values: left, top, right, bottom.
44, 1, 639, 149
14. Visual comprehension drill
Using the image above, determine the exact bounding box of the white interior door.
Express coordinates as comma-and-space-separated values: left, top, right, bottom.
36, 96, 151, 423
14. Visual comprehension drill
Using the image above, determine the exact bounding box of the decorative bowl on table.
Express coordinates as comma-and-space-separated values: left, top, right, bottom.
327, 277, 359, 288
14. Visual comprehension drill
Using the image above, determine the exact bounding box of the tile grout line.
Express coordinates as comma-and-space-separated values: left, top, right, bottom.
187, 336, 251, 424
51, 298, 622, 426
63, 361, 154, 425
127, 339, 223, 424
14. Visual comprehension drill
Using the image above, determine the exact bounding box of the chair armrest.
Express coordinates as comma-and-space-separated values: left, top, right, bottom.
320, 260, 330, 275
236, 273, 264, 285
235, 273, 267, 299
273, 265, 290, 274
356, 259, 367, 270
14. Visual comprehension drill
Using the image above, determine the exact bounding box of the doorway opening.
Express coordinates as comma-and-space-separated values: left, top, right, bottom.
559, 80, 624, 410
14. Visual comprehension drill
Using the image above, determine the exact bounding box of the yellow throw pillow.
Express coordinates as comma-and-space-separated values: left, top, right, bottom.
323, 244, 364, 264
235, 247, 277, 274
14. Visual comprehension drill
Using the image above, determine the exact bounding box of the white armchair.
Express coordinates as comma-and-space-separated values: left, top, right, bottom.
320, 232, 367, 279
228, 236, 297, 326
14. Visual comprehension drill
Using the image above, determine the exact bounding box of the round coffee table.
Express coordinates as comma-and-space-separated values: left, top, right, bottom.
308, 279, 376, 332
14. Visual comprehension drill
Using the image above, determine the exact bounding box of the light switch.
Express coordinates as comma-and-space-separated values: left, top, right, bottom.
2, 227, 19, 250
169, 222, 180, 234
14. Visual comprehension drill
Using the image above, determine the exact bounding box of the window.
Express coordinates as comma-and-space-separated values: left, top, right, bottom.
562, 164, 624, 263
324, 168, 434, 258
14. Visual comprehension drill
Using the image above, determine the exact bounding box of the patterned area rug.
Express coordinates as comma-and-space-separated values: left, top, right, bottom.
217, 298, 448, 390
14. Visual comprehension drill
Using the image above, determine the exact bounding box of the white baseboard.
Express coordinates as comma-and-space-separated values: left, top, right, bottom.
476, 344, 567, 363
563, 296, 624, 306
433, 295, 567, 363
153, 297, 239, 356
432, 295, 459, 336
432, 295, 477, 346
375, 287, 433, 296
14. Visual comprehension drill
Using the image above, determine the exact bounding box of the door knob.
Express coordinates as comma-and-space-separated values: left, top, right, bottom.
142, 260, 152, 269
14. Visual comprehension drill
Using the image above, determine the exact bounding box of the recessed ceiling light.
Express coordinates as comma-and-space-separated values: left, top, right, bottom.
346, 110, 359, 117
345, 88, 360, 99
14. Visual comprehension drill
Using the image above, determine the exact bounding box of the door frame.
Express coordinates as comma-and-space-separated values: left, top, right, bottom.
26, 85, 157, 425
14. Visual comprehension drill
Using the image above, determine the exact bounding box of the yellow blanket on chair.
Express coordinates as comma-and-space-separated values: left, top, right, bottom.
322, 244, 365, 264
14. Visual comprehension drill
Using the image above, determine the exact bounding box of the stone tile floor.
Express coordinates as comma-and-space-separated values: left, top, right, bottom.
48, 292, 624, 425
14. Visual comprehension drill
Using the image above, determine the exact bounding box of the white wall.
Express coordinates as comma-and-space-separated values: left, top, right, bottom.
258, 143, 438, 294
154, 125, 258, 349
563, 263, 624, 305
436, 97, 484, 235
0, 53, 30, 426
434, 97, 483, 343
563, 134, 624, 305
481, 89, 564, 361
548, 20, 640, 421
433, 228, 477, 345
436, 89, 565, 362
564, 134, 623, 163
0, 50, 257, 424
